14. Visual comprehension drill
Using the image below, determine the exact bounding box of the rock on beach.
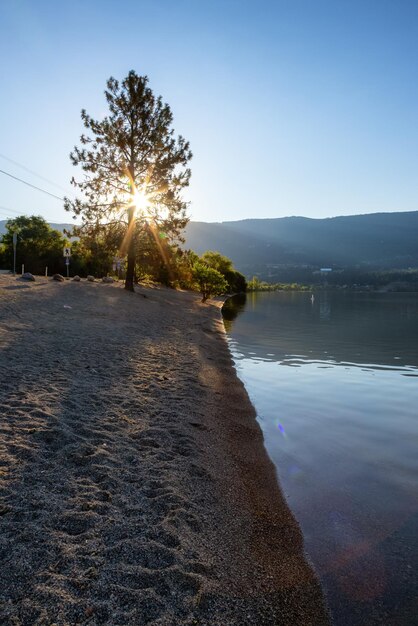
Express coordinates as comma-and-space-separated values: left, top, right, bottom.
20, 272, 35, 281
52, 273, 65, 282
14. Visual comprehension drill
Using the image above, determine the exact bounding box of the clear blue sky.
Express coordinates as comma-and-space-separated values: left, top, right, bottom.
1, 0, 417, 224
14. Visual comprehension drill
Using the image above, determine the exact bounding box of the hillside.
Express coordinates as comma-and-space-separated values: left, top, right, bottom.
0, 221, 74, 236
184, 211, 418, 278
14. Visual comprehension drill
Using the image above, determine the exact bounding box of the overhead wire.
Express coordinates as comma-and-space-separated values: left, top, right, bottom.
0, 205, 23, 216
0, 168, 64, 201
0, 205, 32, 222
0, 153, 73, 196
0, 156, 76, 224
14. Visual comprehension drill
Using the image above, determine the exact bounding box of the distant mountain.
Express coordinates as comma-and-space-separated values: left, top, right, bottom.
184, 211, 418, 278
2, 211, 418, 280
50, 223, 75, 234
0, 221, 74, 236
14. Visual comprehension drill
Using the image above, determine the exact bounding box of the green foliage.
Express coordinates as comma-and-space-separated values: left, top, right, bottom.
247, 276, 262, 290
0, 242, 5, 268
223, 269, 247, 293
134, 222, 176, 286
166, 249, 199, 289
67, 221, 198, 285
69, 226, 122, 278
65, 70, 192, 291
247, 276, 311, 291
1, 216, 68, 275
201, 251, 233, 275
192, 262, 228, 302
200, 250, 246, 293
66, 218, 128, 278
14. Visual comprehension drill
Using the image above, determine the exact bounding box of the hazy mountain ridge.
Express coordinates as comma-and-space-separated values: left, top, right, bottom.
0, 222, 75, 236
2, 211, 418, 279
184, 211, 418, 276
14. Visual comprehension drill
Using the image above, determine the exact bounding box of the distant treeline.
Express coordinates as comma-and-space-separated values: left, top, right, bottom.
248, 266, 418, 291
313, 268, 418, 290
247, 276, 311, 291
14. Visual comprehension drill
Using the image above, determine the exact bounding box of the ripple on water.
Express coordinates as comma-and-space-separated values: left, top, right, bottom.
223, 291, 418, 626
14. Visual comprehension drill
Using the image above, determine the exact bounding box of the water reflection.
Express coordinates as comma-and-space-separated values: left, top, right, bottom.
225, 291, 418, 371
319, 293, 331, 321
222, 293, 247, 330
223, 291, 418, 625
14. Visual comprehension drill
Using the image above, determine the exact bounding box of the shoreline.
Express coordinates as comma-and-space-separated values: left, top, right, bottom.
0, 276, 329, 625
212, 295, 330, 622
217, 294, 327, 578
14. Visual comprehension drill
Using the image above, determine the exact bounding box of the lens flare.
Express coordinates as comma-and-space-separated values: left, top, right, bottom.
277, 422, 286, 437
132, 189, 149, 213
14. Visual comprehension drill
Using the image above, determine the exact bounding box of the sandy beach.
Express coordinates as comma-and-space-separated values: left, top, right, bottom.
0, 275, 329, 625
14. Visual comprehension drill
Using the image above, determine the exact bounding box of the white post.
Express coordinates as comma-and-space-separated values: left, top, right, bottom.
21, 264, 24, 275
45, 267, 48, 277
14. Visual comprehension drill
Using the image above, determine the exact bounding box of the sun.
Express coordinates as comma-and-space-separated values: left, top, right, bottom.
132, 189, 150, 213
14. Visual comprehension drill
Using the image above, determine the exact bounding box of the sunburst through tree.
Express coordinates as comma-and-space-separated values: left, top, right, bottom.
64, 70, 192, 291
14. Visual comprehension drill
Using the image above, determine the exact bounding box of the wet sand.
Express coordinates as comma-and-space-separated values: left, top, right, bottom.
0, 275, 329, 625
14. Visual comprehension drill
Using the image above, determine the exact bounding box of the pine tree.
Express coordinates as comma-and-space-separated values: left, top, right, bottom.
65, 70, 192, 291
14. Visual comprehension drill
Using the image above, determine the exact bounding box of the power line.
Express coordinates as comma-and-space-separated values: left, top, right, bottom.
0, 204, 20, 213
0, 168, 64, 201
0, 153, 73, 196
0, 206, 33, 222
0, 205, 22, 215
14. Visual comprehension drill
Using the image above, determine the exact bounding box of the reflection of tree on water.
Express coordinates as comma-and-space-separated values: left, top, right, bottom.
222, 294, 247, 331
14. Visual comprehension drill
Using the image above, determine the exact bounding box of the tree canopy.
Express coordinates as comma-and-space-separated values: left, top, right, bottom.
200, 250, 247, 293
192, 262, 228, 302
201, 251, 233, 275
65, 70, 192, 291
1, 216, 67, 275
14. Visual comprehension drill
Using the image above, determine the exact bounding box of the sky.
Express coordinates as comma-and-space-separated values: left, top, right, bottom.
0, 0, 417, 224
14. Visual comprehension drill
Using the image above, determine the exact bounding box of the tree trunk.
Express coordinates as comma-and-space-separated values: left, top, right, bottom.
124, 205, 135, 292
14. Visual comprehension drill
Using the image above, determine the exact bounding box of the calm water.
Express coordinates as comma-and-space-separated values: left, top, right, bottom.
222, 292, 418, 625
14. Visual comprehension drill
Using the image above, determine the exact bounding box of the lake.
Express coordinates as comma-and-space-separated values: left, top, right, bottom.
222, 291, 418, 625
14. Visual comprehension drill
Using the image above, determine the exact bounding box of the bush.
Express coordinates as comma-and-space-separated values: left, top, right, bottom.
192, 262, 228, 301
